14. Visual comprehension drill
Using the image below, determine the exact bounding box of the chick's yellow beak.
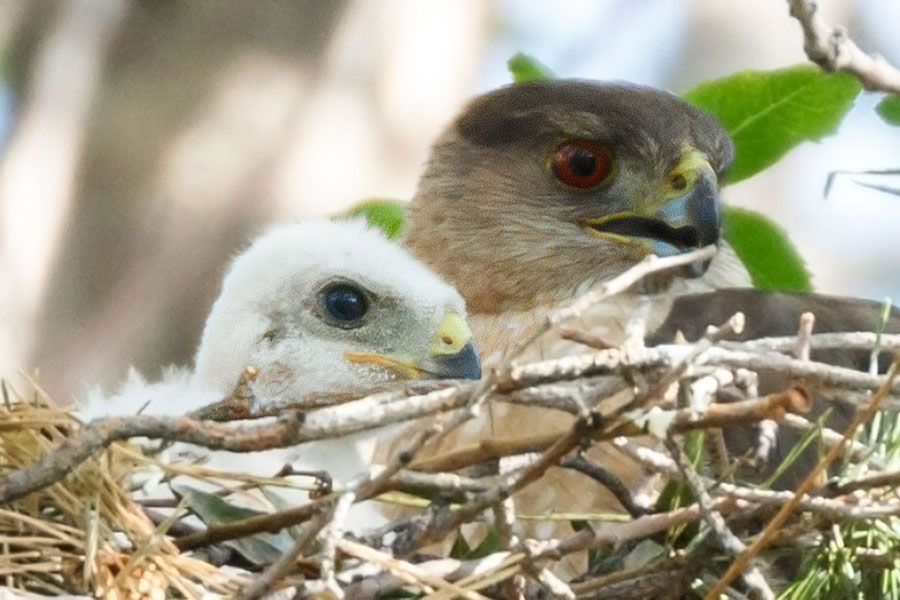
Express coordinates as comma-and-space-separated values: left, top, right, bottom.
419, 311, 481, 379
344, 312, 481, 380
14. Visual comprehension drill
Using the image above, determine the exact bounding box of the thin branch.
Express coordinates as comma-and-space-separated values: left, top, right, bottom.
235, 508, 332, 600
704, 354, 900, 600
560, 454, 648, 517
413, 388, 812, 474
664, 437, 774, 600
0, 412, 305, 504
787, 0, 900, 94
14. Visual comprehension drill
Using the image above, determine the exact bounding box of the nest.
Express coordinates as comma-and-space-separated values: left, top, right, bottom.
3, 253, 900, 600
0, 377, 253, 599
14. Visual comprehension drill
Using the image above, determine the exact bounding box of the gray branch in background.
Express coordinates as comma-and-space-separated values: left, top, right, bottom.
787, 0, 900, 93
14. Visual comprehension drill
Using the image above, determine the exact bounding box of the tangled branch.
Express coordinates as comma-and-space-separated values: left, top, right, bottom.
2, 246, 899, 599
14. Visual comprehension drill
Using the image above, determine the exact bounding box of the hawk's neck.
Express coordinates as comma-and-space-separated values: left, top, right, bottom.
470, 244, 751, 367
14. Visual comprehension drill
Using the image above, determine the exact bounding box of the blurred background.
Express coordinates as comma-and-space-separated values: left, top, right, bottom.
1, 0, 898, 401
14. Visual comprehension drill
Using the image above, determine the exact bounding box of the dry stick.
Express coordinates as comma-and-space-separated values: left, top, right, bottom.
546, 246, 718, 327
178, 416, 460, 553
485, 248, 719, 408
786, 0, 900, 94
664, 437, 774, 600
243, 405, 484, 600
175, 494, 331, 552
235, 508, 333, 600
405, 412, 605, 554
780, 412, 885, 469
615, 438, 900, 519
493, 498, 529, 600
339, 539, 491, 600
569, 554, 687, 596
193, 377, 460, 422
721, 332, 900, 355
0, 412, 305, 505
824, 468, 900, 496
703, 354, 900, 600
560, 454, 648, 518
413, 388, 811, 474
340, 499, 742, 600
558, 327, 612, 350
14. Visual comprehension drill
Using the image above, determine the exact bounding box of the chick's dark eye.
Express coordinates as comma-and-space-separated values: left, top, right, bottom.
551, 140, 612, 189
322, 284, 369, 326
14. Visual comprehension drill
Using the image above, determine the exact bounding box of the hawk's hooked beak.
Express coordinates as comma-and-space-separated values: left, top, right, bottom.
581, 149, 721, 278
344, 312, 481, 380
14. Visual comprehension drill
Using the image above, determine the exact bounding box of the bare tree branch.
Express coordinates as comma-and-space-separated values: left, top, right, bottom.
787, 0, 900, 93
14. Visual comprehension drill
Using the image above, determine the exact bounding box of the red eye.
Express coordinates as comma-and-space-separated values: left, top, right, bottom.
551, 140, 613, 189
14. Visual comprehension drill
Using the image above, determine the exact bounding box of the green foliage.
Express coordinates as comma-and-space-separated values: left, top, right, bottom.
761, 409, 829, 488
781, 519, 900, 600
449, 525, 502, 559
723, 206, 812, 292
683, 65, 861, 184
339, 63, 866, 294
175, 485, 295, 566
507, 52, 554, 83
342, 199, 407, 240
877, 95, 900, 126
780, 340, 900, 600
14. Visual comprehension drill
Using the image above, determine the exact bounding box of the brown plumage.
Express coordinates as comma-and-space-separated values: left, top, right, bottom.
390, 79, 898, 538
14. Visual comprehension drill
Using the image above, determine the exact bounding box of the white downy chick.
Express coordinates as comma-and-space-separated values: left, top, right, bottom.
78, 218, 480, 525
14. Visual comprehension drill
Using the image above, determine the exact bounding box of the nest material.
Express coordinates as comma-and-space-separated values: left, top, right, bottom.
3, 327, 900, 600
0, 377, 249, 599
2, 251, 900, 600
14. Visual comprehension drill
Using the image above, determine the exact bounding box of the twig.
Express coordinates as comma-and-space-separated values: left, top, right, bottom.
413, 388, 812, 474
614, 437, 900, 519
558, 327, 612, 350
174, 494, 332, 552
339, 539, 491, 600
0, 412, 305, 504
547, 247, 718, 326
787, 0, 900, 93
704, 354, 900, 600
664, 437, 774, 600
794, 312, 815, 362
560, 454, 648, 517
569, 554, 688, 597
720, 332, 900, 355
824, 468, 900, 496
402, 411, 605, 554
780, 412, 884, 468
235, 507, 332, 600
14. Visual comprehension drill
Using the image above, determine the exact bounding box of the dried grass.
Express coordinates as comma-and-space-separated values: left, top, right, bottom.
0, 375, 247, 599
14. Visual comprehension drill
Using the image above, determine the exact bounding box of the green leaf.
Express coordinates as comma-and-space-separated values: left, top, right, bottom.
723, 206, 812, 292
683, 65, 861, 184
507, 52, 555, 83
877, 95, 900, 126
342, 199, 407, 240
448, 525, 501, 560
175, 485, 295, 566
449, 530, 472, 559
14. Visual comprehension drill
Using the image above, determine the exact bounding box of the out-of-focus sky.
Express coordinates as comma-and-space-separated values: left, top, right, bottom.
0, 0, 898, 400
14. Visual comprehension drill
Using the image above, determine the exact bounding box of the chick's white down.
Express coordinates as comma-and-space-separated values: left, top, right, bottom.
79, 218, 469, 508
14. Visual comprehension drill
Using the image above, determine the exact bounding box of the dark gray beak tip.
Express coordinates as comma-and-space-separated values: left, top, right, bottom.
687, 174, 722, 249
421, 341, 482, 380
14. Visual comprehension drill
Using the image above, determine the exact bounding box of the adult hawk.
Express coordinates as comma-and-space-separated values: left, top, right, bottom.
400, 79, 899, 516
